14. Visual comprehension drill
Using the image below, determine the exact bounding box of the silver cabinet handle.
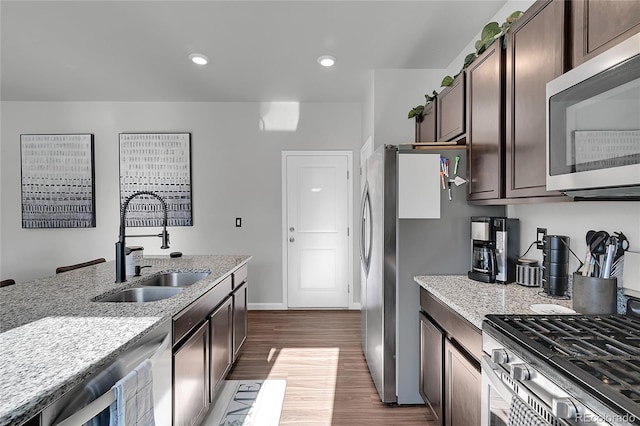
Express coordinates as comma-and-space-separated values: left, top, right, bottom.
289, 237, 295, 242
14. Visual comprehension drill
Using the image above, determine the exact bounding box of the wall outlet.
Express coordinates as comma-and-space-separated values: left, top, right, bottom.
536, 228, 547, 249
236, 218, 242, 227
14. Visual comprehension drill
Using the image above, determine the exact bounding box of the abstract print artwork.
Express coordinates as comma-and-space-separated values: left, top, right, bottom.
119, 133, 192, 227
20, 134, 96, 229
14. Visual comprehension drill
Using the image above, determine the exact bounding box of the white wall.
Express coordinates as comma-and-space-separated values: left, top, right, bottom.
373, 68, 446, 149
509, 202, 640, 276
0, 101, 362, 307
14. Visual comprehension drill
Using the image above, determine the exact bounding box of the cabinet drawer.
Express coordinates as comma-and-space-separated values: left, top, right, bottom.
233, 264, 248, 289
173, 275, 232, 346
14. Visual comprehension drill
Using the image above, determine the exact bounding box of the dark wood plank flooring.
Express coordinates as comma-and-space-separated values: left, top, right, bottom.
227, 310, 437, 425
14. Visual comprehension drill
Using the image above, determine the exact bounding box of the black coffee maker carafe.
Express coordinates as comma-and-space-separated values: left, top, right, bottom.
470, 242, 498, 281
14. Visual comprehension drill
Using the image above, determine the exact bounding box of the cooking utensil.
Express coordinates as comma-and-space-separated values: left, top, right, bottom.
582, 230, 609, 277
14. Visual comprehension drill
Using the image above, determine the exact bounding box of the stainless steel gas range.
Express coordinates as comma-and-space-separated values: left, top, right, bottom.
481, 301, 640, 426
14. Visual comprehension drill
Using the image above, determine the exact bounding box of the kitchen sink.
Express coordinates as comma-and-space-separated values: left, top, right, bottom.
95, 287, 184, 303
137, 272, 210, 287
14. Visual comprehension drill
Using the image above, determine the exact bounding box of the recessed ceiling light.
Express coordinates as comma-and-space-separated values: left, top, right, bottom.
317, 55, 336, 67
189, 53, 209, 65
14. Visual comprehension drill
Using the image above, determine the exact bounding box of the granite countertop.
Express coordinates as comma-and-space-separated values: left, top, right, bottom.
0, 254, 250, 426
414, 275, 575, 329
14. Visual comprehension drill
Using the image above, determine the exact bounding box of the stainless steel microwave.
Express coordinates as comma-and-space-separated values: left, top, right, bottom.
546, 32, 640, 199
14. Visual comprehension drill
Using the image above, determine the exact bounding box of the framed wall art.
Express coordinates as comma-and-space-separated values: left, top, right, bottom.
119, 132, 192, 227
20, 134, 96, 229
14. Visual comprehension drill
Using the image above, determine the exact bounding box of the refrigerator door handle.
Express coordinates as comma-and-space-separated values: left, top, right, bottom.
360, 183, 372, 275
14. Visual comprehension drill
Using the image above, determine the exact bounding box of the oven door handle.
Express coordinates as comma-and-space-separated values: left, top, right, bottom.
481, 355, 517, 409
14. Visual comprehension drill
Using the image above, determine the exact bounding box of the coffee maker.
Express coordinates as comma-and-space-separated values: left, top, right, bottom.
468, 217, 520, 283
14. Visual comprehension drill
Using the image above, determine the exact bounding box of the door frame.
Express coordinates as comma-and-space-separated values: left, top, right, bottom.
281, 150, 354, 310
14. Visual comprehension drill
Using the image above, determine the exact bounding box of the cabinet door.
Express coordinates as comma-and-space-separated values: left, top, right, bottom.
419, 312, 444, 425
210, 297, 233, 400
173, 321, 210, 426
572, 0, 640, 67
437, 74, 465, 142
445, 339, 481, 426
233, 282, 248, 361
416, 102, 437, 142
466, 39, 504, 201
505, 0, 567, 199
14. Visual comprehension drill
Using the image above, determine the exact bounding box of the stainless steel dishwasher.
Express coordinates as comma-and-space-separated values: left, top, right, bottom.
39, 318, 172, 426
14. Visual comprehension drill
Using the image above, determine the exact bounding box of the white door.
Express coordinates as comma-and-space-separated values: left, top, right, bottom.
284, 153, 350, 308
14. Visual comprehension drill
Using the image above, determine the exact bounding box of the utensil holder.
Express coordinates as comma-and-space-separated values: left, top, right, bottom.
572, 273, 617, 314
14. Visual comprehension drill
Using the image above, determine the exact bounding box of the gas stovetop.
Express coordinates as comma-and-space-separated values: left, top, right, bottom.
484, 313, 640, 420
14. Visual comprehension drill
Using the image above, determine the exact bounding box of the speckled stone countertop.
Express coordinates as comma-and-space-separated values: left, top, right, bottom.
0, 254, 250, 426
414, 275, 574, 329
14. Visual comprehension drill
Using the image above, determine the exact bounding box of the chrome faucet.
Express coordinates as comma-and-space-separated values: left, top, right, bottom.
115, 191, 170, 283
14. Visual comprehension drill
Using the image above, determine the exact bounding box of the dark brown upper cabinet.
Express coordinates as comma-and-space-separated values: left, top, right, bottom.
437, 74, 466, 142
571, 0, 640, 68
466, 38, 505, 201
504, 0, 567, 199
415, 102, 437, 142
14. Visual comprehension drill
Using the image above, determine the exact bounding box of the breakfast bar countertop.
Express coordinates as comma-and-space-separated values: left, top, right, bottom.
0, 254, 250, 426
414, 275, 575, 329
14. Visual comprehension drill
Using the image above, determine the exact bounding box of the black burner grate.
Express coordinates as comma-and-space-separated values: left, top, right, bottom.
492, 315, 640, 412
502, 315, 640, 358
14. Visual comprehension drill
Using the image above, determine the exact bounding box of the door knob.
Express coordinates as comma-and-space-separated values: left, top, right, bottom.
289, 227, 295, 232
289, 237, 295, 242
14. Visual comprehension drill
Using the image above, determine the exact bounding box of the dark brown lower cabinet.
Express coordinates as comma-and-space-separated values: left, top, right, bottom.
419, 287, 482, 426
233, 281, 248, 361
173, 321, 210, 426
210, 297, 233, 401
445, 339, 481, 426
419, 312, 444, 423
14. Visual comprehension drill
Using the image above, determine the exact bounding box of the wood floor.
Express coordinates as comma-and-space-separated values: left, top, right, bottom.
227, 310, 438, 425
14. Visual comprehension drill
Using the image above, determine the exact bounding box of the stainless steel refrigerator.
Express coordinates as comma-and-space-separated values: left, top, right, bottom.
360, 145, 503, 404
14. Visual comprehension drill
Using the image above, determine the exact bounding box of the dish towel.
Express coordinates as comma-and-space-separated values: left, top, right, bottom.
109, 359, 155, 426
508, 395, 550, 426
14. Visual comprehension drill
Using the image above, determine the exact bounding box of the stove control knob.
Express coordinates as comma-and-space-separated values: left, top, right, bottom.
552, 398, 577, 420
510, 364, 530, 381
491, 349, 509, 364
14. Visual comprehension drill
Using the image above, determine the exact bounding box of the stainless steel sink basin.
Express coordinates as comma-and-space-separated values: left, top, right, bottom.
138, 272, 210, 287
96, 287, 184, 302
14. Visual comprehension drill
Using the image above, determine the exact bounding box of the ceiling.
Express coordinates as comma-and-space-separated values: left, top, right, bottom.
1, 0, 508, 103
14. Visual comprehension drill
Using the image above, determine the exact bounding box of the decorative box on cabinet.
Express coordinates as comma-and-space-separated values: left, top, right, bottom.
415, 102, 437, 142
437, 74, 466, 142
571, 0, 640, 67
504, 0, 567, 199
466, 38, 505, 201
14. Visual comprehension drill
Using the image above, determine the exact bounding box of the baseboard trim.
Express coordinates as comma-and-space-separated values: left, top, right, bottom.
248, 303, 361, 311
248, 303, 287, 310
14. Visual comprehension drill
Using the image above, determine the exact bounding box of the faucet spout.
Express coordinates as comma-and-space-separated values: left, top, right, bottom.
115, 190, 170, 283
